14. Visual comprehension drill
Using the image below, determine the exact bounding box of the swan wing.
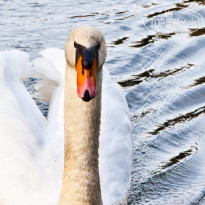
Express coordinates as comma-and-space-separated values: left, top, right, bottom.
100, 67, 132, 205
0, 50, 50, 205
0, 50, 63, 205
32, 48, 66, 204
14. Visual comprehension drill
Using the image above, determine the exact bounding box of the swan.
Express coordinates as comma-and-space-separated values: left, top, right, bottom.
0, 26, 132, 205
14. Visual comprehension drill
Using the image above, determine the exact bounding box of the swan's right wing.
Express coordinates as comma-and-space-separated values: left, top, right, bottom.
100, 67, 132, 205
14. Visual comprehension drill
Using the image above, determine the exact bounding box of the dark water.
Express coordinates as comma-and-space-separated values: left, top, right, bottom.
1, 0, 205, 204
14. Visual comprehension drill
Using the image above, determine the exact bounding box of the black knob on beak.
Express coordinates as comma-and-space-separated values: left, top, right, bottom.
82, 90, 91, 102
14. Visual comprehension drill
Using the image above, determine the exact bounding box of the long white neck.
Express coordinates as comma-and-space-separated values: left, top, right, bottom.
59, 64, 103, 205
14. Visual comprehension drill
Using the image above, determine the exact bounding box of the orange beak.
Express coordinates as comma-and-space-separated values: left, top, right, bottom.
76, 55, 97, 102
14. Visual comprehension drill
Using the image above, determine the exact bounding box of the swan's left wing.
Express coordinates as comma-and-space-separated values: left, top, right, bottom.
31, 48, 66, 202
0, 50, 52, 205
0, 49, 65, 205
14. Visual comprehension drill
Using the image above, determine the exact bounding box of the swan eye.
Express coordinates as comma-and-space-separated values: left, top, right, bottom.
96, 44, 100, 50
74, 42, 80, 48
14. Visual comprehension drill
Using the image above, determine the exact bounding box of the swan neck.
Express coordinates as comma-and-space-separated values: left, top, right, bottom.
59, 65, 102, 205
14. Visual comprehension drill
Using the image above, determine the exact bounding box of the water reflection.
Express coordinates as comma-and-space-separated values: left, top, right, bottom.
119, 64, 193, 88
112, 37, 129, 45
160, 146, 198, 171
183, 0, 205, 5
70, 13, 99, 18
192, 76, 205, 86
115, 10, 128, 15
130, 33, 176, 48
190, 27, 205, 36
147, 5, 188, 19
115, 15, 135, 21
149, 105, 205, 135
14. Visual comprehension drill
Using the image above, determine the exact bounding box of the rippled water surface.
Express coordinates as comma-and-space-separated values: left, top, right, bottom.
1, 0, 205, 204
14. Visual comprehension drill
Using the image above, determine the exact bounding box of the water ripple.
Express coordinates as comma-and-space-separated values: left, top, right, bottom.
190, 27, 205, 36
1, 0, 205, 204
119, 63, 193, 88
112, 37, 129, 45
147, 4, 188, 19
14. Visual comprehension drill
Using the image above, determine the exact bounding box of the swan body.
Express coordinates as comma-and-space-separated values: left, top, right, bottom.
0, 27, 132, 205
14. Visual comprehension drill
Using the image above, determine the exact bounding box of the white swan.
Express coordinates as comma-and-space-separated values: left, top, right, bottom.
0, 26, 132, 205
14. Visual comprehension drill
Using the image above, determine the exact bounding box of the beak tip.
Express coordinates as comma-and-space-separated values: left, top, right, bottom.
82, 90, 92, 102
78, 89, 95, 102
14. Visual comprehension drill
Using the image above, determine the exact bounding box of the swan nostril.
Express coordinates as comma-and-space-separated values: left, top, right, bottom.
82, 90, 91, 102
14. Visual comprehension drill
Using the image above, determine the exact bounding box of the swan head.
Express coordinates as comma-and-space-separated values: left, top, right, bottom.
65, 26, 107, 102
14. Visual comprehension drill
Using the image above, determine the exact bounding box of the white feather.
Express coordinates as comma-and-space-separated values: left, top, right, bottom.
0, 48, 132, 205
